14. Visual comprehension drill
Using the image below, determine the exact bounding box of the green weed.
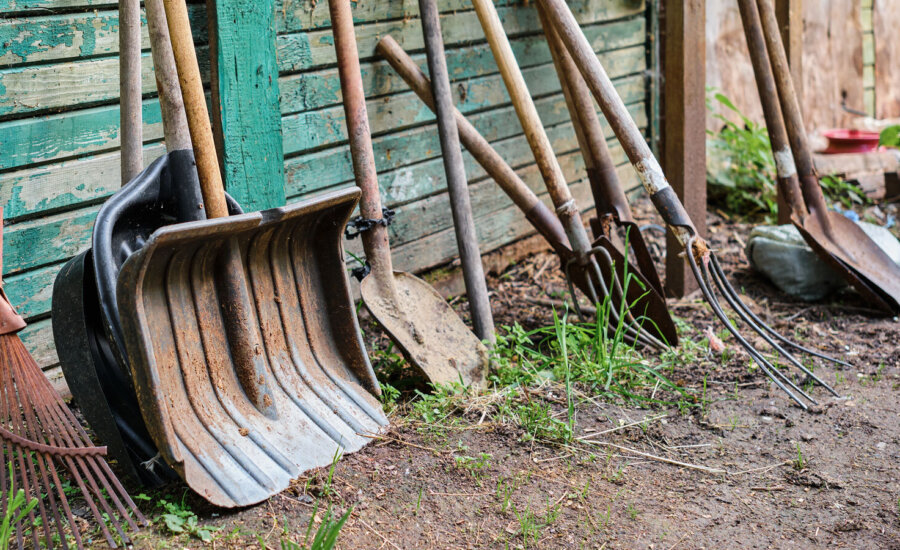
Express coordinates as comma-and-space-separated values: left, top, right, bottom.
793, 442, 806, 471
156, 495, 218, 542
454, 453, 492, 485
819, 174, 871, 210
279, 503, 353, 550
1, 464, 38, 550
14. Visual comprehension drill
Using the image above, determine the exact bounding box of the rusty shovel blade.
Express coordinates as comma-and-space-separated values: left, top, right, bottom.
117, 187, 387, 507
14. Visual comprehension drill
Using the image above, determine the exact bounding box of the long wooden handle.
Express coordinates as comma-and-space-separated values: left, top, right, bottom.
146, 0, 191, 152
119, 0, 143, 184
538, 0, 697, 249
538, 2, 631, 224
756, 0, 831, 217
375, 36, 571, 254
736, 0, 806, 217
163, 0, 229, 218
471, 0, 572, 211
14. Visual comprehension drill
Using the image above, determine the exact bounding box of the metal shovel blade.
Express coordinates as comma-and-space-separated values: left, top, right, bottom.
361, 272, 490, 388
117, 187, 387, 507
797, 211, 900, 312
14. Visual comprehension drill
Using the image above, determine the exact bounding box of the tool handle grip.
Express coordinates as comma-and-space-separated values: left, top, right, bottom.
119, 0, 143, 184
163, 0, 229, 218
146, 0, 192, 153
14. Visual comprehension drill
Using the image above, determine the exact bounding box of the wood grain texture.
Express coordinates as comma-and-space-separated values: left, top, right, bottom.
874, 0, 900, 118
208, 0, 285, 211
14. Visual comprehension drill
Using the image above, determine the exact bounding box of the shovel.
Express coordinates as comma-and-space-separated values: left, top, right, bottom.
376, 36, 675, 349
113, 0, 386, 507
755, 0, 900, 313
473, 0, 669, 350
330, 0, 489, 389
50, 0, 215, 485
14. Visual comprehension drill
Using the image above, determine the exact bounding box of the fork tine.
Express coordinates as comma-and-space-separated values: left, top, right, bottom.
709, 255, 851, 368
707, 257, 842, 396
684, 239, 811, 408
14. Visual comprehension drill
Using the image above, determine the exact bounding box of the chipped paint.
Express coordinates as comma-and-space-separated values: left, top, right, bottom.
773, 147, 797, 178
635, 156, 668, 194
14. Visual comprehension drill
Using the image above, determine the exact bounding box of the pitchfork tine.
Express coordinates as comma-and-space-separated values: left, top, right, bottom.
707, 257, 842, 396
709, 255, 851, 368
686, 242, 813, 408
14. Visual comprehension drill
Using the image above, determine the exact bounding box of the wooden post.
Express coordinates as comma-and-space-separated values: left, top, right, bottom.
207, 0, 286, 211
775, 0, 802, 224
662, 0, 706, 297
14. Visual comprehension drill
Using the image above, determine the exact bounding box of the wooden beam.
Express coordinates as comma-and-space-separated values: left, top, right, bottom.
207, 0, 285, 211
662, 0, 706, 298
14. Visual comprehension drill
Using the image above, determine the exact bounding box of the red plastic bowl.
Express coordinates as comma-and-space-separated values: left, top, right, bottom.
822, 129, 881, 154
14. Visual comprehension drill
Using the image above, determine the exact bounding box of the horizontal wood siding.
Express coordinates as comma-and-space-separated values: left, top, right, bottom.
0, 0, 652, 387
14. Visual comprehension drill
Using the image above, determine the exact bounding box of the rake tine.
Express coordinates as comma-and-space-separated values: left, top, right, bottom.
587, 248, 668, 351
685, 242, 813, 408
707, 258, 842, 396
709, 255, 851, 368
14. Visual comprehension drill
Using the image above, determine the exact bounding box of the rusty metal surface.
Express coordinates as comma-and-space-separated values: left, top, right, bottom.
116, 187, 387, 507
362, 272, 490, 388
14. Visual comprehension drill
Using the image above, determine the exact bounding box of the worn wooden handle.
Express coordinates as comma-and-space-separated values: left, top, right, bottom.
162, 0, 229, 218
146, 0, 192, 152
471, 0, 573, 211
119, 0, 143, 184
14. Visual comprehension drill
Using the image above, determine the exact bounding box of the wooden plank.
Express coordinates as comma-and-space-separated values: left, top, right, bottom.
285, 80, 647, 200
4, 263, 59, 320
704, 0, 761, 130
802, 0, 863, 132
3, 205, 99, 275
0, 6, 207, 67
279, 19, 646, 115
874, 0, 900, 118
282, 63, 646, 157
275, 0, 645, 73
208, 0, 286, 211
663, 0, 706, 297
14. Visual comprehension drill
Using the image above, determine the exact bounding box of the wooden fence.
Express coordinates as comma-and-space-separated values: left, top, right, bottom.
0, 0, 653, 388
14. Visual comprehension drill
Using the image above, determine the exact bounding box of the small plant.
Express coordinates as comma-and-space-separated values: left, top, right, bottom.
454, 452, 492, 485
626, 502, 640, 521
281, 503, 353, 550
706, 91, 778, 223
820, 174, 871, 210
1, 464, 38, 550
157, 496, 219, 542
793, 442, 806, 471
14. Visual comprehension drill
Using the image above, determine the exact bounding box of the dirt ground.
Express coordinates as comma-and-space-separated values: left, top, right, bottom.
112, 200, 900, 549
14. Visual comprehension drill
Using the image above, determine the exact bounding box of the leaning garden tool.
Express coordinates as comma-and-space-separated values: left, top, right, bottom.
539, 4, 677, 346
735, 0, 851, 369
377, 35, 674, 349
420, 0, 495, 344
332, 0, 489, 388
538, 0, 838, 408
473, 0, 669, 351
112, 0, 387, 507
756, 0, 900, 314
1, 209, 146, 550
52, 0, 231, 486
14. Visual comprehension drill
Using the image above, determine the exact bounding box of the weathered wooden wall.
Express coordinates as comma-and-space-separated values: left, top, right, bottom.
706, 0, 896, 134
0, 0, 653, 386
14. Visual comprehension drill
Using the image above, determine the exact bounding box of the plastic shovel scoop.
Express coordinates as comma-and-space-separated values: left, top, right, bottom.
330, 0, 489, 389
114, 0, 386, 507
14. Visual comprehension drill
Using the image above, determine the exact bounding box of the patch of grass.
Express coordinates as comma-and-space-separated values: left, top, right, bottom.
793, 442, 806, 471
706, 91, 778, 223
278, 503, 353, 550
453, 452, 492, 485
1, 464, 38, 550
626, 502, 640, 521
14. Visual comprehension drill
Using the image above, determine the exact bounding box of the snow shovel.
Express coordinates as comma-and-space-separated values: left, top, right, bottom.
50, 0, 215, 486
375, 36, 674, 349
331, 0, 489, 389
538, 0, 840, 408
473, 0, 669, 350
113, 0, 387, 507
755, 0, 900, 314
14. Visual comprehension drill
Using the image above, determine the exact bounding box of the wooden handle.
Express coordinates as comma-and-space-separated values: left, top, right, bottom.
146, 0, 192, 152
375, 36, 571, 254
119, 0, 143, 184
163, 0, 229, 218
471, 0, 573, 211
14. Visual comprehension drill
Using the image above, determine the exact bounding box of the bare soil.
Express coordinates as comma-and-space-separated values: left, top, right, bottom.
121, 201, 900, 549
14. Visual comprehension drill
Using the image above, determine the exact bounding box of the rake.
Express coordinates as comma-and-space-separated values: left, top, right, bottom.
537, 0, 842, 409
0, 210, 146, 549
